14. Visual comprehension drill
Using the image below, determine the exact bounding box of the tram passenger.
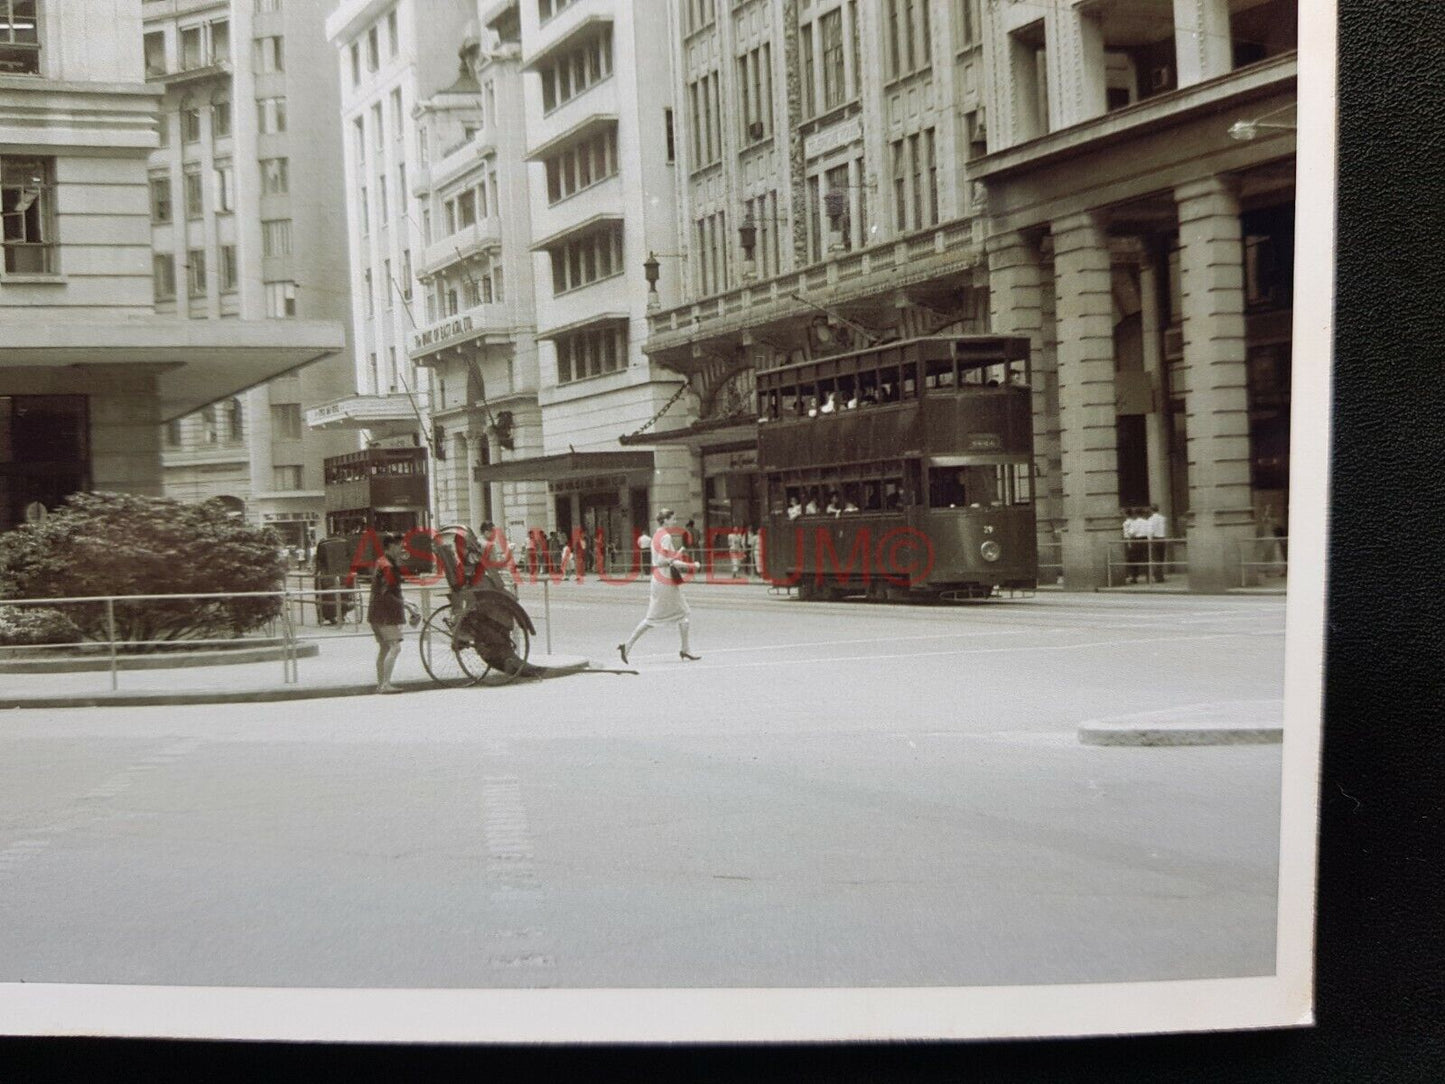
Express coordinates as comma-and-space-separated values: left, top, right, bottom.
804, 494, 819, 515
787, 495, 804, 520
825, 493, 841, 516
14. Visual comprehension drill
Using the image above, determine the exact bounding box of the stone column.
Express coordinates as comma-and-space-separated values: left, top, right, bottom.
1173, 0, 1234, 87
1175, 176, 1254, 592
464, 434, 485, 528
987, 230, 1061, 551
1139, 254, 1172, 525
1051, 211, 1119, 589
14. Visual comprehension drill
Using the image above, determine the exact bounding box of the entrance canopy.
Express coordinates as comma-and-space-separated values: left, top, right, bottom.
473, 449, 653, 484
0, 318, 346, 422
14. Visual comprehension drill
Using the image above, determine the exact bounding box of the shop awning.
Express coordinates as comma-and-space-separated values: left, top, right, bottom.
473, 449, 653, 483
618, 415, 758, 448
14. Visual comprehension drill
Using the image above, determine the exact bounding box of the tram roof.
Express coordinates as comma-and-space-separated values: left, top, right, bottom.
755, 335, 1030, 382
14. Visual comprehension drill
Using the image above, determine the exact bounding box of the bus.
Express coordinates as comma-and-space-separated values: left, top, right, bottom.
755, 335, 1037, 601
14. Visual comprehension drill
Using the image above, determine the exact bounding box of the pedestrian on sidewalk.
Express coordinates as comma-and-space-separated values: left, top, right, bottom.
728, 526, 746, 580
618, 509, 701, 665
368, 533, 407, 693
1145, 505, 1168, 582
1122, 507, 1147, 584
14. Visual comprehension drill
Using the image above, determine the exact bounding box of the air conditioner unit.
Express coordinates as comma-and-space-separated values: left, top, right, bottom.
1163, 326, 1183, 359
748, 120, 766, 141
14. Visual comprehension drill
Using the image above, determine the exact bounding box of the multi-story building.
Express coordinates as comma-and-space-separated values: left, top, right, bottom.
319, 0, 476, 536
640, 0, 992, 541
482, 0, 689, 550
644, 0, 1297, 591
143, 0, 358, 552
407, 14, 547, 535
1, 0, 344, 534
973, 0, 1296, 591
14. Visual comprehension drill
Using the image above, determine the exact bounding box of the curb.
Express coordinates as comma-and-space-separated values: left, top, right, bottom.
0, 656, 596, 709
0, 642, 319, 674
1078, 723, 1283, 746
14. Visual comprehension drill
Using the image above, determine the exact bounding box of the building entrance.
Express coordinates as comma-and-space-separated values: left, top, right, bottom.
0, 396, 89, 532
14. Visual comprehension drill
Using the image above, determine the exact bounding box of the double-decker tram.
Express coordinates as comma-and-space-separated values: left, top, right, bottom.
756, 335, 1037, 601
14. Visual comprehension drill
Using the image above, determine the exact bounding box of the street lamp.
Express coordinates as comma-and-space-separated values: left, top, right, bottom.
737, 207, 789, 263
642, 251, 685, 307
1227, 104, 1296, 141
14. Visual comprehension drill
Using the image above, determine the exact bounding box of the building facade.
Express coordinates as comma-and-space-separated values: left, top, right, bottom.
406, 12, 548, 536
143, 0, 359, 552
642, 0, 993, 545
974, 0, 1296, 591
645, 0, 1296, 591
1, 0, 344, 534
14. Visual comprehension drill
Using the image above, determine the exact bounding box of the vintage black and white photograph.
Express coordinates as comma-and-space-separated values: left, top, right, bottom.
0, 0, 1329, 1043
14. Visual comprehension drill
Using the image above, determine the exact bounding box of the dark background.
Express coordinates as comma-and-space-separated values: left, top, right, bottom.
5, 0, 1443, 1076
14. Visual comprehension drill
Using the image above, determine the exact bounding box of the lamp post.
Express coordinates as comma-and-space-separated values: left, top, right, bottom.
642, 250, 685, 309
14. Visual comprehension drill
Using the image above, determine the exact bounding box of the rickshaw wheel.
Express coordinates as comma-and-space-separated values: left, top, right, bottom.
419, 605, 480, 687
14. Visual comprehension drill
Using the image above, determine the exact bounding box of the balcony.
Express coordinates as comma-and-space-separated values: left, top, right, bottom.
419, 217, 502, 278
152, 58, 232, 87
306, 393, 419, 431
407, 300, 516, 365
644, 217, 984, 367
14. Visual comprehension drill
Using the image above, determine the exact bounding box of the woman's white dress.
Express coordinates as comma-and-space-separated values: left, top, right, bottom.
641, 530, 691, 626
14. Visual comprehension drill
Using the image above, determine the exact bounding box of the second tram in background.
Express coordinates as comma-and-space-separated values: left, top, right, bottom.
756, 335, 1038, 601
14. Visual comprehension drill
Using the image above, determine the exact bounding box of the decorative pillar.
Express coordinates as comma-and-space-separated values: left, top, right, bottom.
1045, 5, 1107, 130
987, 230, 1061, 548
1175, 175, 1254, 592
1139, 253, 1172, 526
1050, 211, 1119, 589
1173, 0, 1233, 88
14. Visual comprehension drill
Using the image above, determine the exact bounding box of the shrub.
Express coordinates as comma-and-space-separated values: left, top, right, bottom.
0, 605, 81, 647
0, 492, 287, 649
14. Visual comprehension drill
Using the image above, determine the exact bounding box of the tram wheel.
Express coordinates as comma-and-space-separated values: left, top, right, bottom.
418, 605, 480, 688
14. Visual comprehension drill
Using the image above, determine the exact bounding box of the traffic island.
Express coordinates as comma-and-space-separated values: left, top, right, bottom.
1078, 699, 1284, 746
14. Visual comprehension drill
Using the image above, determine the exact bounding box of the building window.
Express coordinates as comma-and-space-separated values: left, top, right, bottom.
543, 125, 618, 205
213, 161, 234, 213
383, 258, 393, 308
890, 130, 936, 231
386, 9, 398, 55
261, 218, 292, 257
554, 324, 625, 384
363, 268, 373, 315
211, 98, 231, 139
366, 25, 378, 71
378, 174, 389, 225
220, 245, 237, 293
260, 156, 288, 194
400, 249, 412, 299
257, 96, 287, 134
664, 107, 675, 162
387, 346, 398, 391
538, 29, 612, 113
181, 107, 202, 143
800, 30, 816, 116
272, 465, 303, 491
358, 187, 369, 235
256, 0, 282, 13
539, 0, 577, 23
349, 41, 360, 85
683, 0, 714, 36
149, 176, 172, 223
957, 0, 979, 47
183, 169, 203, 217
743, 190, 781, 279
144, 30, 166, 78
737, 43, 772, 143
371, 102, 383, 150
821, 10, 845, 110
688, 70, 721, 168
226, 398, 243, 442
253, 35, 284, 73
180, 25, 203, 69
390, 87, 404, 134
547, 222, 623, 295
165, 418, 183, 447
886, 0, 931, 79
271, 403, 302, 440
153, 253, 176, 300
264, 279, 296, 316
187, 249, 206, 297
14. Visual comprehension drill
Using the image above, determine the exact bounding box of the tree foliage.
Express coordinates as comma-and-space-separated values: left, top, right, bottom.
0, 492, 287, 649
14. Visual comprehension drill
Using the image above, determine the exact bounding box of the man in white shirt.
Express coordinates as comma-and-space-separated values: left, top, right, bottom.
1122, 507, 1146, 584
1145, 505, 1167, 582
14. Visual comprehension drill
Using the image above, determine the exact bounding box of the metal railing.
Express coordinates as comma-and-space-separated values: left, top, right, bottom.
1104, 537, 1188, 588
1239, 536, 1289, 587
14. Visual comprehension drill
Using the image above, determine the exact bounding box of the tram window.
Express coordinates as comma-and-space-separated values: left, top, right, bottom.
862, 481, 881, 510
925, 358, 955, 389
877, 366, 900, 401
902, 370, 917, 398
929, 465, 1006, 508
1010, 462, 1033, 504
838, 373, 857, 408
857, 371, 878, 404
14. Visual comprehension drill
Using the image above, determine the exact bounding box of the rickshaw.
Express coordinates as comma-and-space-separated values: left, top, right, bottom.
312, 535, 358, 625
414, 525, 538, 687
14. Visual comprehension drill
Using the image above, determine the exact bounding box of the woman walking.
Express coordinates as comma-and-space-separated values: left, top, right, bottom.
618, 509, 701, 664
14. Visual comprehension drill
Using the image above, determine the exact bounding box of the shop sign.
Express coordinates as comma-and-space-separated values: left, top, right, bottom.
549, 473, 628, 495
409, 314, 475, 355
703, 448, 758, 475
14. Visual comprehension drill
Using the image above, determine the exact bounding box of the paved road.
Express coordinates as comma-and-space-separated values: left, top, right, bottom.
0, 587, 1285, 989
